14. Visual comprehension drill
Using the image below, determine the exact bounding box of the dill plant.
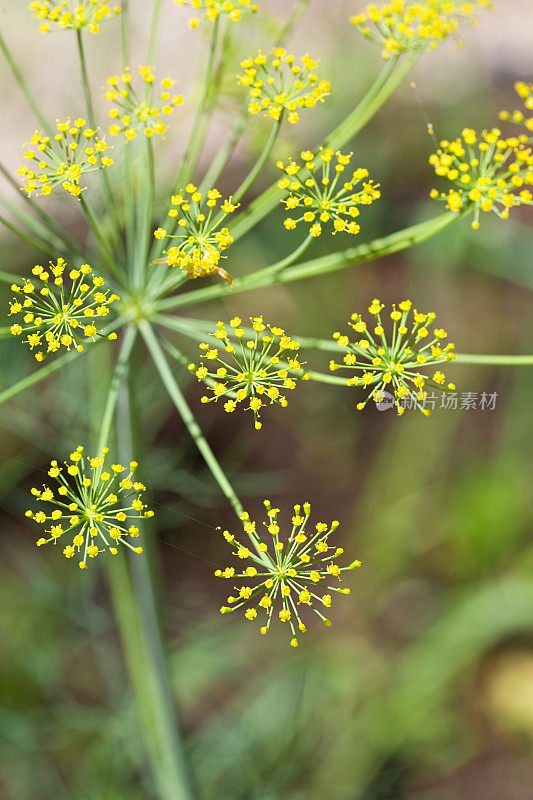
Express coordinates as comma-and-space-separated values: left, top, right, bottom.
0, 2, 532, 798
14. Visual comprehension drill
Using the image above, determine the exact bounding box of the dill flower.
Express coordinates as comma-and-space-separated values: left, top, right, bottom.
8, 258, 119, 362
175, 0, 258, 28
237, 49, 331, 125
105, 66, 184, 141
350, 0, 493, 60
26, 446, 152, 569
499, 81, 533, 132
277, 148, 380, 238
216, 500, 361, 646
18, 117, 113, 198
429, 127, 533, 229
188, 317, 310, 430
153, 185, 238, 284
329, 299, 457, 416
29, 1, 121, 33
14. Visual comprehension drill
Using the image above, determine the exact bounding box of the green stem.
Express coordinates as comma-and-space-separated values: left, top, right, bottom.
0, 212, 56, 257
121, 0, 130, 65
147, 0, 164, 64
133, 138, 155, 289
173, 19, 221, 191
324, 55, 416, 150
230, 117, 283, 204
455, 354, 533, 365
0, 270, 26, 284
229, 56, 417, 243
156, 212, 458, 311
198, 113, 247, 194
79, 195, 121, 279
96, 326, 137, 451
76, 29, 96, 125
139, 320, 244, 519
105, 553, 194, 800
0, 30, 52, 135
275, 0, 311, 45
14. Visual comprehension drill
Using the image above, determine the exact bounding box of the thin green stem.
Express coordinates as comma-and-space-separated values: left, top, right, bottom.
79, 195, 121, 279
455, 354, 533, 365
133, 138, 155, 289
0, 211, 56, 257
121, 0, 130, 65
157, 212, 459, 312
229, 55, 417, 243
275, 0, 311, 45
76, 29, 96, 125
198, 114, 247, 194
96, 326, 137, 451
139, 320, 244, 519
147, 0, 164, 64
0, 270, 26, 284
230, 118, 283, 205
0, 30, 52, 135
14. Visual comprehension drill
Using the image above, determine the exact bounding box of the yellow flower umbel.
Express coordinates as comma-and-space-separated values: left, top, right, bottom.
188, 317, 310, 430
330, 299, 457, 416
175, 0, 258, 28
350, 0, 493, 60
217, 500, 361, 646
18, 117, 113, 198
277, 148, 380, 238
499, 81, 533, 133
105, 66, 184, 141
429, 127, 533, 229
8, 258, 119, 362
153, 186, 238, 284
29, 1, 121, 33
27, 447, 152, 569
237, 49, 331, 125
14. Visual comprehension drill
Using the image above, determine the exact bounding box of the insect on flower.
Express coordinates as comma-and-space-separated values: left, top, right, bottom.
188, 317, 310, 429
18, 117, 113, 198
238, 48, 331, 125
8, 258, 119, 362
217, 500, 361, 646
28, 1, 121, 34
153, 185, 238, 285
277, 148, 380, 238
26, 446, 153, 569
105, 66, 184, 141
350, 0, 494, 60
429, 127, 533, 229
174, 0, 258, 28
330, 299, 457, 416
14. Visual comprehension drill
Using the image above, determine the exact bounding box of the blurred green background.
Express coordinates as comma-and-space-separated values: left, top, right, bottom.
1, 1, 532, 798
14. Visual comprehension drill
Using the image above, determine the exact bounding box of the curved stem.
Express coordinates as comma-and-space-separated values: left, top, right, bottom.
156, 211, 459, 312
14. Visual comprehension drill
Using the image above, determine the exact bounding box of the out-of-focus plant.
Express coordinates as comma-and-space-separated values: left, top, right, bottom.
0, 1, 532, 798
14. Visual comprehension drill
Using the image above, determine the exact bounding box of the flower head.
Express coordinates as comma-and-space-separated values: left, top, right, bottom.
8, 258, 119, 361
105, 67, 184, 141
153, 186, 238, 284
27, 446, 153, 569
18, 118, 113, 198
238, 49, 330, 125
217, 500, 360, 646
188, 317, 310, 429
330, 299, 457, 416
277, 148, 380, 238
29, 1, 121, 33
429, 127, 533, 229
350, 0, 493, 59
175, 0, 258, 28
499, 81, 533, 132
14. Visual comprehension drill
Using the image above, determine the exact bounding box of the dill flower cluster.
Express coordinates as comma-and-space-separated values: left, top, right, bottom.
175, 0, 258, 28
216, 500, 361, 646
105, 67, 184, 141
153, 186, 238, 283
277, 148, 380, 238
26, 447, 152, 569
350, 0, 493, 59
28, 1, 121, 34
499, 81, 533, 132
19, 118, 113, 198
237, 49, 331, 125
8, 258, 119, 361
330, 299, 457, 416
188, 317, 310, 430
429, 128, 533, 229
